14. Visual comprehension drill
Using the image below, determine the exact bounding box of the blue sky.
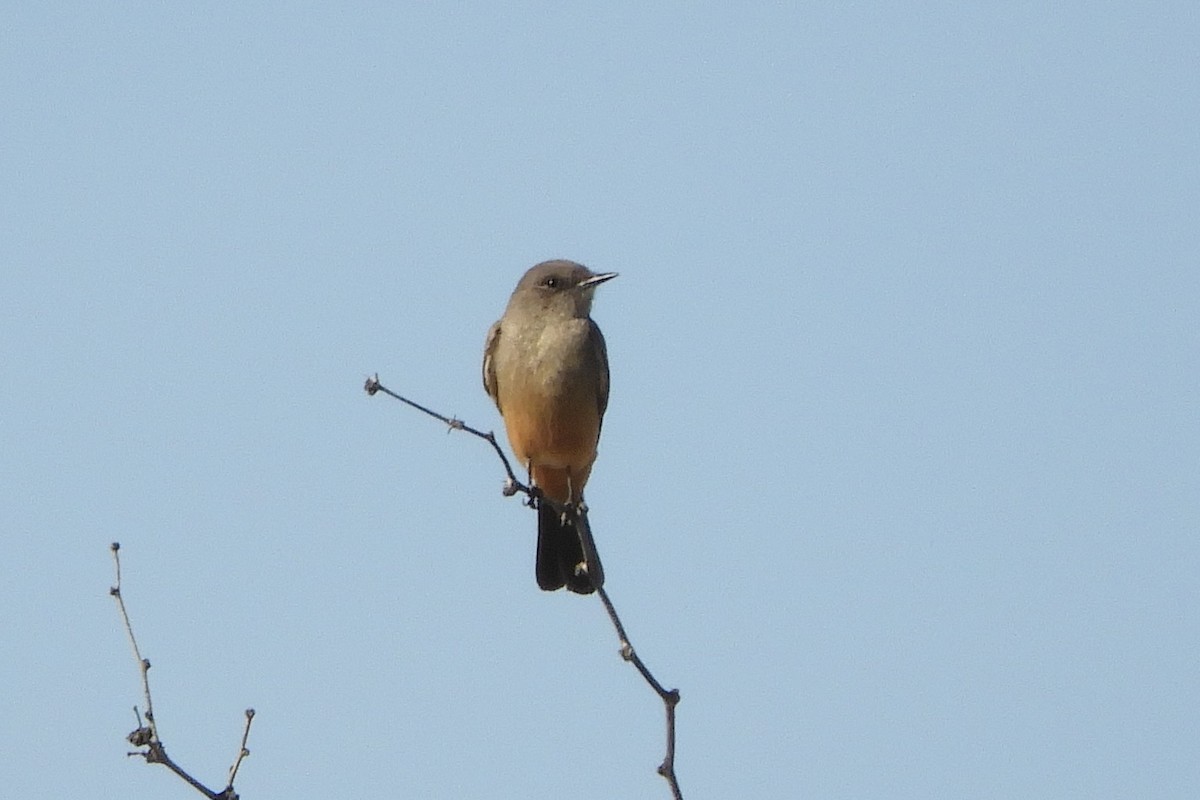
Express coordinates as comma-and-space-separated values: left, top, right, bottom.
2, 3, 1197, 798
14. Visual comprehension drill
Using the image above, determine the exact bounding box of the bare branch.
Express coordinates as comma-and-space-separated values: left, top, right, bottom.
367, 374, 684, 796
110, 543, 253, 800
225, 709, 256, 790
365, 374, 526, 496
363, 374, 594, 523
598, 587, 683, 799
110, 543, 158, 746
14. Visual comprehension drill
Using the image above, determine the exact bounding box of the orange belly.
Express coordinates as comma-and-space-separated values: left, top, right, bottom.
501, 384, 600, 504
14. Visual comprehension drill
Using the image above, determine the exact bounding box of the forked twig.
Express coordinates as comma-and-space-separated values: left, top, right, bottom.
366, 374, 683, 797
109, 543, 254, 800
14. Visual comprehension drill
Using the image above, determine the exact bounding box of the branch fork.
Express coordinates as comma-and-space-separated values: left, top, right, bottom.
110, 542, 255, 800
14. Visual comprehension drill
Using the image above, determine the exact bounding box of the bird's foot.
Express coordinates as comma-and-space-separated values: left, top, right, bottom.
525, 484, 544, 510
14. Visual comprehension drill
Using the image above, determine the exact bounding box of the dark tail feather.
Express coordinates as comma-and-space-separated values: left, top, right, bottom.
536, 502, 604, 594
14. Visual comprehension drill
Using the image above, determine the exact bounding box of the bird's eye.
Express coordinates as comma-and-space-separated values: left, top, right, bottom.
543, 276, 560, 289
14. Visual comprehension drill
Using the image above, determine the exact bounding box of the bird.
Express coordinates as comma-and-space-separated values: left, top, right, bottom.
482, 260, 616, 593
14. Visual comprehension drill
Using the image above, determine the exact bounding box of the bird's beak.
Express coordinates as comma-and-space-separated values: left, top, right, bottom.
579, 272, 618, 290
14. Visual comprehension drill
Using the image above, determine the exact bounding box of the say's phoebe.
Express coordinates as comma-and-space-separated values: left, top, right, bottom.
483, 260, 616, 593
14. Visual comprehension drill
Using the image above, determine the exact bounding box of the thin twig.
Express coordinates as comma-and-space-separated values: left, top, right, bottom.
364, 374, 586, 521
367, 374, 684, 797
598, 586, 683, 799
110, 543, 158, 745
110, 543, 252, 800
226, 709, 256, 789
365, 373, 526, 496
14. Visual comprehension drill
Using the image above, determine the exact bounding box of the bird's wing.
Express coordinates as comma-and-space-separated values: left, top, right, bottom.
589, 319, 610, 421
482, 319, 503, 410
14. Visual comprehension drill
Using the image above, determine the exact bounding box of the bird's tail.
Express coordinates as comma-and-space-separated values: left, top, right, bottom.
536, 501, 604, 594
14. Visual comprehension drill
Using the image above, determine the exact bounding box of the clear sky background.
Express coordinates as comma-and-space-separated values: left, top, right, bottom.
2, 3, 1197, 799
